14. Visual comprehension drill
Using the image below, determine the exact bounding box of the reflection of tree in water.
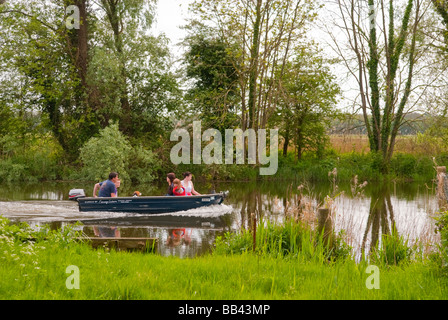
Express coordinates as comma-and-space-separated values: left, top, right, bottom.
237, 182, 322, 230
239, 189, 263, 232
361, 185, 397, 255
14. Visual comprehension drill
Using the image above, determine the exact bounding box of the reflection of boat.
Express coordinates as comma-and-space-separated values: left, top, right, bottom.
71, 190, 229, 214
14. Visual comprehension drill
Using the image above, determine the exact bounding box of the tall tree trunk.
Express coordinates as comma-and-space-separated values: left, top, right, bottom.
386, 0, 420, 164
346, 0, 375, 152
296, 117, 304, 161
283, 118, 290, 157
368, 0, 381, 153
74, 0, 88, 90
381, 0, 414, 171
248, 0, 262, 130
101, 0, 132, 134
65, 0, 100, 146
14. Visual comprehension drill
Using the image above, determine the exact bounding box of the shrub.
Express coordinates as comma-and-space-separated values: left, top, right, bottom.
390, 153, 417, 178
80, 123, 132, 181
79, 123, 159, 183
0, 133, 63, 182
127, 146, 160, 184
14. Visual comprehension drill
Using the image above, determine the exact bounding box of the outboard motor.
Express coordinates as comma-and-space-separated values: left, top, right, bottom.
68, 189, 86, 201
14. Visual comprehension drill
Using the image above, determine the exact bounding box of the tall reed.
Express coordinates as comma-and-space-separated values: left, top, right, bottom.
214, 217, 353, 263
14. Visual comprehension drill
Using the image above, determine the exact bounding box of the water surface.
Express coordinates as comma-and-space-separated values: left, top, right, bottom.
0, 179, 441, 258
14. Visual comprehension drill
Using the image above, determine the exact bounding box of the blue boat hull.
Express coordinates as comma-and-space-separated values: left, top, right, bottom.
77, 192, 228, 214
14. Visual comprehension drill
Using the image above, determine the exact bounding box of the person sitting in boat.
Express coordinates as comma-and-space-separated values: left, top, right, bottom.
166, 172, 176, 196
133, 191, 141, 197
172, 178, 186, 196
181, 171, 201, 196
93, 178, 120, 197
93, 172, 120, 197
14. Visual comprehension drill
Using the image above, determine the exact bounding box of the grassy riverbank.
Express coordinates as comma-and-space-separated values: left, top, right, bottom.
1, 217, 447, 300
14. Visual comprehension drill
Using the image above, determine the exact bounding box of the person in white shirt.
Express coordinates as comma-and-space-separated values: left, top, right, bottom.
181, 171, 201, 196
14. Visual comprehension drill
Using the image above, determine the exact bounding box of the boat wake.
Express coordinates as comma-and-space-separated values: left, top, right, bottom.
0, 201, 131, 222
155, 204, 234, 218
0, 201, 234, 223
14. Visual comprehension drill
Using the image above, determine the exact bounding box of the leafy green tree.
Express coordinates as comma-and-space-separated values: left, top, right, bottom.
79, 122, 159, 183
80, 123, 133, 182
0, 0, 180, 162
188, 0, 318, 131
93, 0, 181, 141
0, 0, 100, 159
183, 26, 240, 132
274, 47, 341, 160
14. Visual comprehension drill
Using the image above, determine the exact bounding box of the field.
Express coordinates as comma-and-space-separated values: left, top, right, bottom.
329, 134, 446, 155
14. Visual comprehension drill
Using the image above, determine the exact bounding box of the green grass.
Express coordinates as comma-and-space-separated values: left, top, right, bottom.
1, 242, 446, 300
1, 217, 448, 300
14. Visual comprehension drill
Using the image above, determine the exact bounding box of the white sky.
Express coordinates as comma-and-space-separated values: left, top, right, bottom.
153, 0, 192, 52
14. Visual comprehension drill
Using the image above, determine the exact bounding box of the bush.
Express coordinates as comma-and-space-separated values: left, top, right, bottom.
0, 133, 63, 182
127, 146, 160, 184
79, 123, 159, 183
0, 158, 29, 182
390, 153, 417, 178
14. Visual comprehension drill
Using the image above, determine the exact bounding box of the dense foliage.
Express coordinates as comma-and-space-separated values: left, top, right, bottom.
0, 0, 447, 183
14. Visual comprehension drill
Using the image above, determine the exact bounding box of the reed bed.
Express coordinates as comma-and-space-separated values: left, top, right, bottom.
329, 134, 447, 156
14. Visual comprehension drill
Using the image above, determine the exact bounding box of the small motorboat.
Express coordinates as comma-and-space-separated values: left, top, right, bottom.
69, 189, 229, 214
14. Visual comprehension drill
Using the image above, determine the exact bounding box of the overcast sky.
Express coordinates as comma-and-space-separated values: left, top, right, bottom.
152, 0, 192, 54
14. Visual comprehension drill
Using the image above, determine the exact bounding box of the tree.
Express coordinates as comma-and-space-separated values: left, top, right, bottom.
79, 122, 160, 183
0, 0, 180, 159
188, 0, 318, 131
431, 0, 448, 46
0, 0, 98, 159
92, 0, 180, 141
323, 0, 430, 172
183, 25, 240, 132
274, 46, 341, 160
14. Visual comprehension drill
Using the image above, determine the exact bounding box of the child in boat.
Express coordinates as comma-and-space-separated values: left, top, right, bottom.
172, 178, 186, 196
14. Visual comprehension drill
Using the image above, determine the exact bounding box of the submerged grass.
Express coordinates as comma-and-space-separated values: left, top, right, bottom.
1, 216, 448, 300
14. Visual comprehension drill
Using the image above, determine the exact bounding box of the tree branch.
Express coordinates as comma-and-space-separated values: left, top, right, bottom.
0, 9, 58, 32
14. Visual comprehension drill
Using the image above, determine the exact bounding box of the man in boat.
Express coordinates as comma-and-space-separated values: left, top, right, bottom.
93, 172, 120, 197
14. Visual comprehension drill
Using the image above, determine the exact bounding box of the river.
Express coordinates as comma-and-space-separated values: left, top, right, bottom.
0, 179, 442, 258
